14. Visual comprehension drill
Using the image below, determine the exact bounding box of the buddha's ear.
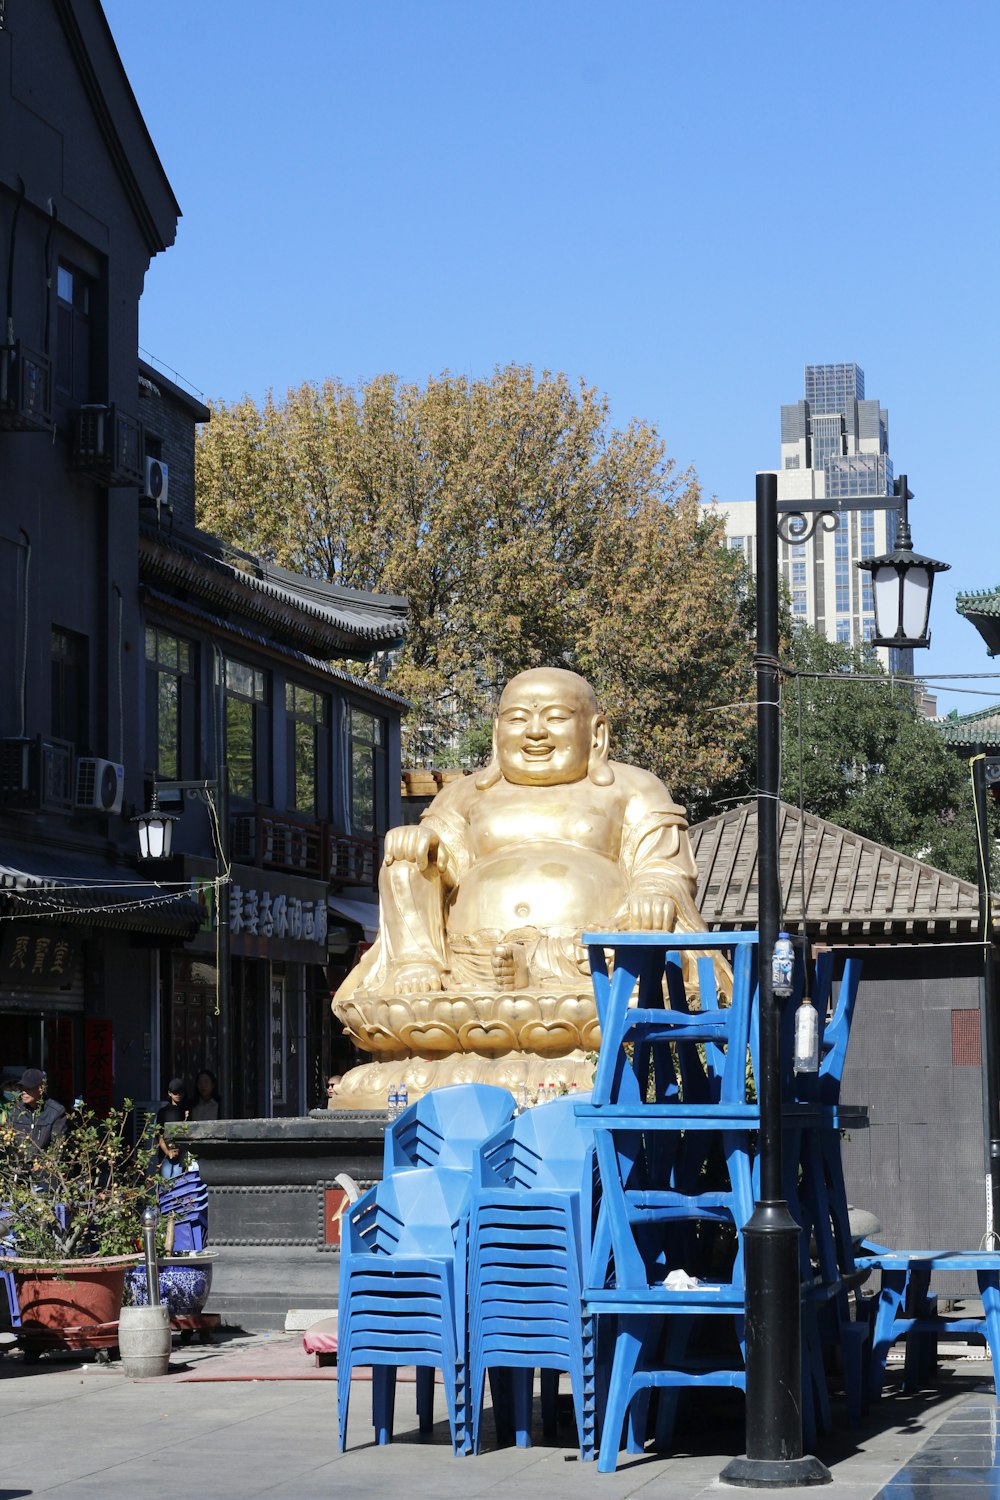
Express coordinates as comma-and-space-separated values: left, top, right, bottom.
588, 713, 614, 786
475, 722, 503, 790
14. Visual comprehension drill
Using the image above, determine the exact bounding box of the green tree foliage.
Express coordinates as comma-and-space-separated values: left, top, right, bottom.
780, 629, 982, 881
196, 366, 755, 812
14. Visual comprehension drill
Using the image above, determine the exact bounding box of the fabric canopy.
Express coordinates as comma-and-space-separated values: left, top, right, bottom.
327, 896, 380, 942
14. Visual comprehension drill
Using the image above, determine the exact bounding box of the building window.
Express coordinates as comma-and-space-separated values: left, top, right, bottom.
836, 620, 852, 643
51, 626, 88, 751
349, 707, 387, 835
145, 626, 197, 780
286, 683, 328, 817
222, 659, 270, 805
55, 263, 94, 404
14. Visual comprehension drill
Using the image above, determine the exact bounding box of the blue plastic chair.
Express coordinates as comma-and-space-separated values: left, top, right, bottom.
384, 1083, 516, 1178
338, 1166, 472, 1454
469, 1096, 597, 1458
157, 1169, 208, 1253
586, 931, 760, 1114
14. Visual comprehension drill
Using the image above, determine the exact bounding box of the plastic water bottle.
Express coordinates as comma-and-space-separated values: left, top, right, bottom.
397, 1082, 408, 1116
793, 994, 820, 1074
387, 1085, 398, 1121
771, 931, 795, 999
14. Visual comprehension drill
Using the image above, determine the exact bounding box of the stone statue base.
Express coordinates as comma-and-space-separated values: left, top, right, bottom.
327, 1048, 597, 1111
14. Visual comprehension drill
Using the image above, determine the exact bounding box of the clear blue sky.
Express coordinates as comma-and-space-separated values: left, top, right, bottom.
103, 0, 999, 718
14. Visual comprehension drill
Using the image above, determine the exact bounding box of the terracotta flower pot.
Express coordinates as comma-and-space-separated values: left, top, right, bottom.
9, 1255, 139, 1357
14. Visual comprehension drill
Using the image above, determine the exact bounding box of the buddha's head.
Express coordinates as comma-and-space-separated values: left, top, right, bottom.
476, 667, 612, 789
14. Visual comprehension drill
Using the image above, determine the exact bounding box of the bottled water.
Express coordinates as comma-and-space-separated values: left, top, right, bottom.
397, 1082, 408, 1115
387, 1086, 398, 1121
771, 931, 794, 999
793, 995, 820, 1073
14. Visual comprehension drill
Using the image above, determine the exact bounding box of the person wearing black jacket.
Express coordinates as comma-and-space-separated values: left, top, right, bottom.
8, 1068, 67, 1149
155, 1077, 189, 1171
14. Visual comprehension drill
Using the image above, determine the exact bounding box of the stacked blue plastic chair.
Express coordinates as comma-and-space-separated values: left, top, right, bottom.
383, 1083, 517, 1178
157, 1168, 208, 1253
338, 1165, 473, 1454
579, 930, 763, 1471
468, 1094, 597, 1458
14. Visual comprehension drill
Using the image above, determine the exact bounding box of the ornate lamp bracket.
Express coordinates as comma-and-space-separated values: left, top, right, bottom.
775, 509, 839, 546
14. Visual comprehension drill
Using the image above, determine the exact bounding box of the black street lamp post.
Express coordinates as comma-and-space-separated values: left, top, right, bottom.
134, 770, 232, 1118
722, 470, 948, 1488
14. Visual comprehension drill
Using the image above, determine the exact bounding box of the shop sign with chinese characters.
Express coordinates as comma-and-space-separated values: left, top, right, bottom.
183, 858, 328, 963
0, 926, 80, 988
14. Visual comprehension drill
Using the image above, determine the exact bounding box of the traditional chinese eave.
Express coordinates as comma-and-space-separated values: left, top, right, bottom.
956, 586, 1000, 657
138, 524, 408, 661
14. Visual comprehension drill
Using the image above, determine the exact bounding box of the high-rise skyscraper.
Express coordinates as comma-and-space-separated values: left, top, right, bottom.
708, 362, 910, 673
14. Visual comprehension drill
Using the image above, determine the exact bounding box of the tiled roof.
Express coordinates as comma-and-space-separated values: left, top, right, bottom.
139, 523, 408, 657
957, 587, 1000, 616
931, 705, 1000, 749
689, 800, 983, 939
956, 588, 1000, 655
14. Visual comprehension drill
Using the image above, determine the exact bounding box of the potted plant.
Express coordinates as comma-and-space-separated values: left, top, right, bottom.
0, 1101, 156, 1357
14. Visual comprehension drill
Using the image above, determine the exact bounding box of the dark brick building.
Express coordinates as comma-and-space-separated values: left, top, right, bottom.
1, 0, 407, 1120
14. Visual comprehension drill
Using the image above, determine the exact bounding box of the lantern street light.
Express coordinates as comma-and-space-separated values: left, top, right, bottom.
856, 476, 950, 649
132, 786, 179, 862
722, 470, 947, 1490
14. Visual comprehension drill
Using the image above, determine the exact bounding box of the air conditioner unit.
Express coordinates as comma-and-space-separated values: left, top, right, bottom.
0, 342, 53, 432
73, 405, 144, 487
0, 736, 74, 812
75, 756, 125, 816
142, 456, 169, 505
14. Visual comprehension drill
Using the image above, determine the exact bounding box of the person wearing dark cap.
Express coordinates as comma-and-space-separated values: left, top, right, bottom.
8, 1068, 67, 1150
157, 1078, 189, 1128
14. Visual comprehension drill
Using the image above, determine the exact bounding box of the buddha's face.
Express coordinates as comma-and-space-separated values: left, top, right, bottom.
495, 670, 602, 787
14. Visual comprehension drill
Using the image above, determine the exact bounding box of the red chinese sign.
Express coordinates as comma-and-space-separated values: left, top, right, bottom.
84, 1019, 114, 1117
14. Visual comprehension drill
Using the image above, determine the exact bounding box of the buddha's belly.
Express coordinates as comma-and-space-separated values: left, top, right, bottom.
448, 843, 626, 936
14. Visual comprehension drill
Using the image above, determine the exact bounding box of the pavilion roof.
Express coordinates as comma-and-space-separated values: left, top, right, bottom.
688, 800, 983, 940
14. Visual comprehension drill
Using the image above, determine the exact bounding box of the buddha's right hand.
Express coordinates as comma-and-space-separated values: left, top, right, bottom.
383, 825, 442, 871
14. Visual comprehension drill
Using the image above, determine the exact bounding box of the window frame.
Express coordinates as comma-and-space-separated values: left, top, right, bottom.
222, 657, 271, 807
348, 704, 388, 836
285, 682, 330, 819
145, 625, 198, 782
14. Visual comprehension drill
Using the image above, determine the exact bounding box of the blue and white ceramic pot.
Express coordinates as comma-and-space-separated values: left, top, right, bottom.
124, 1253, 214, 1316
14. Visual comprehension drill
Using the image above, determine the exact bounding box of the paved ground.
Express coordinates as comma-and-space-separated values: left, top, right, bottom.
0, 1332, 998, 1499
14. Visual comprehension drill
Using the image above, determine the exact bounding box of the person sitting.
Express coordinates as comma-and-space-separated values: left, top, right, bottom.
190, 1070, 220, 1121
7, 1068, 66, 1150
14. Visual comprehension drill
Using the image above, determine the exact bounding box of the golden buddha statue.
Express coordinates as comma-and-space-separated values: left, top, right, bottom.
331, 667, 715, 1107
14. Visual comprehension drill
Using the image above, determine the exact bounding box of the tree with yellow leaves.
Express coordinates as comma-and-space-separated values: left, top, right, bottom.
196, 365, 754, 818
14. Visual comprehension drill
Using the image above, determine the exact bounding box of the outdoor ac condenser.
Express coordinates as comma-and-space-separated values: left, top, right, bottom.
75, 757, 125, 816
